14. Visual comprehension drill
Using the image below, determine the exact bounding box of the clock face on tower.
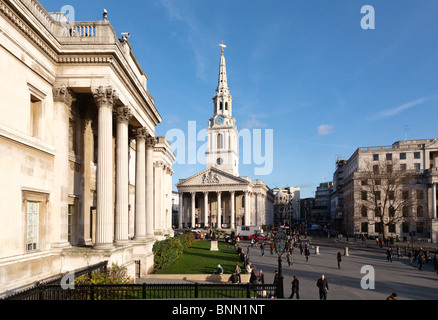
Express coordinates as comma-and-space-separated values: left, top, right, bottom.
215, 116, 224, 125
216, 157, 223, 165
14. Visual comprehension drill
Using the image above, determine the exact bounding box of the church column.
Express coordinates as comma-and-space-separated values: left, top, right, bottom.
93, 86, 118, 248
433, 183, 437, 219
146, 135, 156, 237
114, 106, 132, 245
178, 192, 184, 229
204, 192, 209, 228
230, 191, 235, 230
52, 86, 75, 248
154, 161, 163, 232
244, 191, 249, 226
217, 191, 222, 228
134, 128, 147, 241
191, 192, 196, 228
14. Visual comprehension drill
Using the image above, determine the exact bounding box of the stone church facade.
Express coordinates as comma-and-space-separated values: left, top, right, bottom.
176, 46, 274, 231
0, 0, 174, 296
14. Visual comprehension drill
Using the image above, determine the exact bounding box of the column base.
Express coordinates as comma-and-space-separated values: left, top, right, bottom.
93, 243, 115, 250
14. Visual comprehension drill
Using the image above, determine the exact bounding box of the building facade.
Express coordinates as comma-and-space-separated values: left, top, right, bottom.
0, 0, 174, 296
311, 182, 333, 224
272, 187, 300, 227
331, 139, 438, 242
176, 46, 274, 230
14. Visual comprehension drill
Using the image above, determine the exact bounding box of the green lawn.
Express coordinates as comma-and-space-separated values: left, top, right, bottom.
155, 240, 242, 274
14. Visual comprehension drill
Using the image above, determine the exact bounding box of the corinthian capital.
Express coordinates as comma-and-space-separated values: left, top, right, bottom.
146, 135, 156, 148
114, 106, 133, 123
93, 86, 119, 108
53, 85, 75, 106
134, 127, 148, 140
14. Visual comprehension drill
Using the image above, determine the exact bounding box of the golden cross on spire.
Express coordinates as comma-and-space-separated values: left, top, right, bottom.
219, 40, 226, 53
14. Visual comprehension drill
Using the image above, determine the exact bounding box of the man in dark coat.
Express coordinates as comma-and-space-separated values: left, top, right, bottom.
316, 275, 329, 300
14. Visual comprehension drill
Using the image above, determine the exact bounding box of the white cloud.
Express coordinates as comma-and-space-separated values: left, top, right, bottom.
317, 124, 334, 135
244, 117, 267, 129
370, 98, 427, 120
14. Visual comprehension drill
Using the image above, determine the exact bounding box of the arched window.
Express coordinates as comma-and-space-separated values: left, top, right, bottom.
217, 133, 223, 149
220, 102, 223, 112
225, 102, 228, 110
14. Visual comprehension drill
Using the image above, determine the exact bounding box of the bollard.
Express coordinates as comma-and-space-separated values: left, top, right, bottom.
344, 247, 349, 256
315, 246, 320, 255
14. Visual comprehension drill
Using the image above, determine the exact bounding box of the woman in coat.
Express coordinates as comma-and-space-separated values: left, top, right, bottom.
289, 275, 300, 299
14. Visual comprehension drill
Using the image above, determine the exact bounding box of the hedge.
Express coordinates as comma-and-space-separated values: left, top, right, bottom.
153, 233, 196, 271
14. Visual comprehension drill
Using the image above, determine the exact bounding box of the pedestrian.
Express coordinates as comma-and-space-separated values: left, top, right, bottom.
228, 272, 239, 284
270, 242, 275, 255
408, 250, 413, 264
386, 292, 397, 300
418, 252, 425, 271
260, 242, 265, 257
246, 261, 252, 275
287, 252, 293, 266
337, 252, 342, 269
316, 275, 329, 300
386, 247, 393, 263
396, 245, 401, 257
299, 242, 303, 255
273, 270, 279, 285
249, 265, 257, 283
289, 275, 300, 299
234, 264, 242, 283
259, 269, 265, 284
304, 245, 310, 262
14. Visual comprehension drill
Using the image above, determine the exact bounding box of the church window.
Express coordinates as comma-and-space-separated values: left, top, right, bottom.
225, 102, 228, 110
217, 133, 224, 149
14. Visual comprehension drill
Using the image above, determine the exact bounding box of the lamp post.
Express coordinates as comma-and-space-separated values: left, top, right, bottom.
274, 229, 287, 298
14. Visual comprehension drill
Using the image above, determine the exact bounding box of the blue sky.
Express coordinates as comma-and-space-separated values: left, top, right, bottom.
41, 0, 438, 198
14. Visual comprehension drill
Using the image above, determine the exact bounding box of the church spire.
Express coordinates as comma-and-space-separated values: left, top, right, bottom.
217, 41, 229, 95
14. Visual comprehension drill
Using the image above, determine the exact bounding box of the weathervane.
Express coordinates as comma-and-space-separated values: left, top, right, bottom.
219, 41, 226, 53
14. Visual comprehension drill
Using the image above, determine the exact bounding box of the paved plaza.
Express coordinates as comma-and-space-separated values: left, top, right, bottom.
141, 237, 438, 300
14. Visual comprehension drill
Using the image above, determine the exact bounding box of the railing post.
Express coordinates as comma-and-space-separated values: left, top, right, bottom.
90, 284, 95, 301
142, 283, 147, 299
195, 283, 199, 298
246, 283, 251, 299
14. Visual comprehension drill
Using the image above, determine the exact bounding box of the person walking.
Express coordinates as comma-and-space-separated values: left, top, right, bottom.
304, 245, 310, 262
286, 252, 293, 267
418, 252, 425, 271
386, 292, 397, 300
258, 269, 265, 284
316, 275, 329, 300
386, 247, 393, 263
289, 275, 300, 299
249, 265, 257, 283
273, 270, 279, 286
270, 242, 275, 255
337, 252, 342, 269
260, 242, 265, 257
299, 242, 304, 255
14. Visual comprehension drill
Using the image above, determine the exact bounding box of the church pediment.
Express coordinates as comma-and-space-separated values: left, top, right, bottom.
176, 168, 250, 188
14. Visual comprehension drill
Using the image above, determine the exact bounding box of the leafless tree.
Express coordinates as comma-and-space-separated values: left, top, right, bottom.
356, 158, 417, 241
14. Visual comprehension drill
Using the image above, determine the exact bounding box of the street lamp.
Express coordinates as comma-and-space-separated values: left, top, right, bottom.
274, 229, 288, 298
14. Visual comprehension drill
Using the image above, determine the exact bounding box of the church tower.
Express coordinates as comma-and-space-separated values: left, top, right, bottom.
206, 43, 239, 176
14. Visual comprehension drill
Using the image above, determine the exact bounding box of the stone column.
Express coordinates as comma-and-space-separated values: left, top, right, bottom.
230, 191, 235, 230
114, 106, 132, 245
134, 128, 147, 241
154, 161, 163, 232
204, 191, 209, 228
433, 183, 437, 219
191, 192, 196, 228
146, 136, 156, 237
179, 192, 184, 229
52, 86, 75, 248
93, 86, 118, 248
217, 191, 222, 229
244, 191, 250, 226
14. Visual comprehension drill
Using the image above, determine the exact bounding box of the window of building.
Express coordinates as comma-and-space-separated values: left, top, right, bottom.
68, 204, 74, 243
361, 206, 367, 217
388, 223, 395, 233
400, 163, 407, 172
414, 152, 421, 159
373, 154, 379, 161
416, 222, 424, 234
361, 180, 368, 186
386, 153, 392, 160
387, 165, 393, 173
375, 222, 383, 233
417, 206, 423, 217
417, 190, 424, 200
375, 191, 381, 201
402, 222, 409, 233
373, 165, 379, 173
30, 95, 43, 139
389, 191, 395, 201
400, 153, 406, 160
217, 133, 224, 149
389, 205, 395, 216
402, 206, 409, 217
361, 222, 368, 233
414, 163, 421, 172
362, 191, 367, 201
26, 201, 39, 251
402, 190, 409, 200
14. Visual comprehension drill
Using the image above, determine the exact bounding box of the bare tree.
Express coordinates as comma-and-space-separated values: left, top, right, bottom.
356, 158, 417, 241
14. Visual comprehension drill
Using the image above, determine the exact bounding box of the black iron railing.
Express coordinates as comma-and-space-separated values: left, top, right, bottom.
4, 282, 277, 300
